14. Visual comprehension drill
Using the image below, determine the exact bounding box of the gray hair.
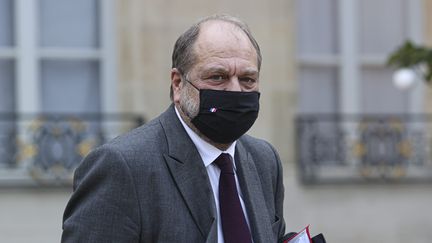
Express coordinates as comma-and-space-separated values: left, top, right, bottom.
170, 14, 262, 100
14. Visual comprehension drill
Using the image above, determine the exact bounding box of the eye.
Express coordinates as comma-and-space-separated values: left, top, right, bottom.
209, 75, 227, 82
239, 77, 257, 85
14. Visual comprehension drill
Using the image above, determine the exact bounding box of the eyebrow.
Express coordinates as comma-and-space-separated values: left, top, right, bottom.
202, 66, 229, 75
202, 66, 259, 76
241, 68, 259, 76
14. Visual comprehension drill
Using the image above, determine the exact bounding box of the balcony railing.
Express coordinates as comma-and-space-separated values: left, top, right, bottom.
0, 113, 144, 186
296, 114, 432, 184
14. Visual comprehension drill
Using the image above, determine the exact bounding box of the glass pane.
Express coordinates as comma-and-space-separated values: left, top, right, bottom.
296, 0, 339, 55
298, 67, 339, 114
0, 60, 15, 112
39, 0, 99, 47
0, 60, 16, 167
361, 67, 409, 114
359, 0, 408, 54
0, 0, 14, 46
41, 60, 100, 113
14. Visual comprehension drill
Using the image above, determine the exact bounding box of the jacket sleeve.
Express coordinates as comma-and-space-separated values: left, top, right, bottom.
266, 141, 286, 242
61, 145, 141, 243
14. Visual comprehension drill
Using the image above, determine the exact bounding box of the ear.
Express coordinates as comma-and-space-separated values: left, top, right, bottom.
171, 68, 183, 104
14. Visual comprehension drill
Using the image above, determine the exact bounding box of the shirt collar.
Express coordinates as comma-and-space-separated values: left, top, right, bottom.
174, 106, 236, 168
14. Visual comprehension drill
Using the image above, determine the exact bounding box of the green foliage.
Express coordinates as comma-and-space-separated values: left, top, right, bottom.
387, 40, 432, 83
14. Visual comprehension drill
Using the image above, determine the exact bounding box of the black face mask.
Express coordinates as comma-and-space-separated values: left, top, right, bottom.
186, 81, 260, 144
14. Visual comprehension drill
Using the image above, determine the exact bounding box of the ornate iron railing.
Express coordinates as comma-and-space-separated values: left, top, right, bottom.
0, 113, 144, 186
296, 114, 432, 184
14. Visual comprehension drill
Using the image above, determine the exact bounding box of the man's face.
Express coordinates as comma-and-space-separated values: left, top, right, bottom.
173, 21, 260, 120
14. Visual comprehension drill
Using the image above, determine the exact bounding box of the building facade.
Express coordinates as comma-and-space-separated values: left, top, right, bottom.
1, 0, 432, 242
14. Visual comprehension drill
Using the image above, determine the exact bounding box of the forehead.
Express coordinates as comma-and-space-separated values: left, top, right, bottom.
193, 21, 258, 67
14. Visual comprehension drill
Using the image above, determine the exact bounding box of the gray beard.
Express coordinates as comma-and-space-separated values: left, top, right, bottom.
179, 84, 199, 120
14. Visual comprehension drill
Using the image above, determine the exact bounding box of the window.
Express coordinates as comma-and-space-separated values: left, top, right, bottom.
39, 0, 102, 113
9, 0, 117, 114
296, 0, 425, 115
0, 0, 117, 183
295, 0, 430, 183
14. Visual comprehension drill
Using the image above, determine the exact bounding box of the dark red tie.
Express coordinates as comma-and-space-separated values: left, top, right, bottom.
214, 153, 253, 243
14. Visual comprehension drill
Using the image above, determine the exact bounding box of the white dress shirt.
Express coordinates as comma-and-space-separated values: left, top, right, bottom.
175, 107, 252, 243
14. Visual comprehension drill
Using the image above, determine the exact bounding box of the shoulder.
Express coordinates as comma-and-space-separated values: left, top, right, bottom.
103, 105, 180, 156
239, 134, 279, 160
74, 105, 184, 178
73, 109, 171, 178
72, 116, 169, 192
238, 134, 283, 184
98, 105, 179, 159
108, 118, 166, 153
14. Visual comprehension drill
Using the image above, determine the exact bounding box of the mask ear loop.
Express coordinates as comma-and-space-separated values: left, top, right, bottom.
182, 75, 200, 91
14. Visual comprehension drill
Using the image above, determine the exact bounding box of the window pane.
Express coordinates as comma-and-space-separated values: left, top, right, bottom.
296, 0, 339, 55
39, 0, 99, 47
361, 67, 409, 114
41, 60, 100, 113
0, 0, 14, 46
0, 60, 15, 167
0, 60, 15, 111
298, 67, 339, 114
359, 0, 408, 55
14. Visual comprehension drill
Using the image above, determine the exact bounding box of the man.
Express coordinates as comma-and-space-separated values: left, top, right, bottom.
62, 14, 286, 243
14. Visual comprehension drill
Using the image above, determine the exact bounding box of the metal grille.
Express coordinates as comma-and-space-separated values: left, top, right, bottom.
0, 113, 144, 186
296, 114, 432, 184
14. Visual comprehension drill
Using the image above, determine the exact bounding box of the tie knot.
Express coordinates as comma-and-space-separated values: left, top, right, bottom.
214, 153, 234, 174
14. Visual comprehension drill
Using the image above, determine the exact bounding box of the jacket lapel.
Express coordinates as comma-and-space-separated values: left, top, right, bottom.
160, 105, 217, 240
235, 140, 275, 243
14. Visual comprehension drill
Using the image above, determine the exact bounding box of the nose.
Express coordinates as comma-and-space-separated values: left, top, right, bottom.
226, 77, 242, 92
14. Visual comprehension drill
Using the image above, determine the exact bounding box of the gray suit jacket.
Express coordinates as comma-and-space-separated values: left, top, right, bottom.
62, 105, 285, 243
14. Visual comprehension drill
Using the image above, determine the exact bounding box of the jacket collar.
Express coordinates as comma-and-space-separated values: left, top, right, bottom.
160, 105, 217, 241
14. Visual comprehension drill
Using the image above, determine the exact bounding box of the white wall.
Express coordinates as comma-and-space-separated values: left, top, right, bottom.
0, 189, 70, 243
283, 163, 432, 243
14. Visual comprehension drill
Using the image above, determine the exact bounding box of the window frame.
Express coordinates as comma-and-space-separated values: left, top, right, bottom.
12, 0, 117, 114
297, 0, 425, 115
